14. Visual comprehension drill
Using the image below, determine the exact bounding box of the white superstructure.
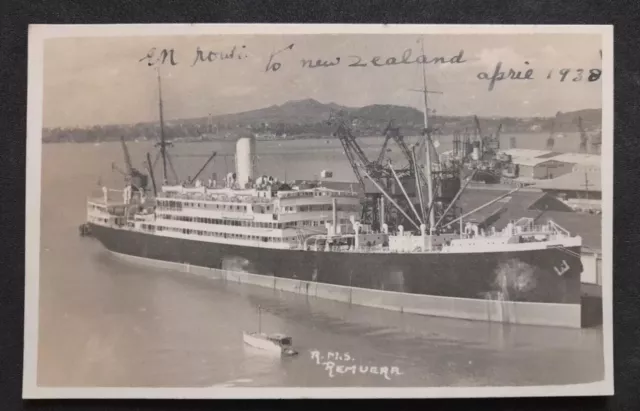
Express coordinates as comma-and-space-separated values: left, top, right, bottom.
87, 180, 580, 254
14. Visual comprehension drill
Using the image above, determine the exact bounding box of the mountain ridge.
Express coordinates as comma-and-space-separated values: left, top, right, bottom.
42, 98, 602, 143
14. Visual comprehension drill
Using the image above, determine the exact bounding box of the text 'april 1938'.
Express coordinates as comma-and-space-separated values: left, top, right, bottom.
477, 61, 602, 91
310, 350, 404, 380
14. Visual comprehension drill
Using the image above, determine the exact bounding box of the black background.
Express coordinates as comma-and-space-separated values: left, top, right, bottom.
1, 0, 639, 410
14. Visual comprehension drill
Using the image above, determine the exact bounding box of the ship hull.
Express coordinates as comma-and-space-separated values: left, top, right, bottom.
88, 223, 584, 328
242, 333, 283, 354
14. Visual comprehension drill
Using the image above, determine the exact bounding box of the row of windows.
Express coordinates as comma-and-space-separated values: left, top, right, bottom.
157, 201, 278, 214
291, 204, 358, 212
158, 200, 250, 211
156, 214, 351, 229
156, 199, 356, 214
279, 191, 357, 199
141, 224, 299, 243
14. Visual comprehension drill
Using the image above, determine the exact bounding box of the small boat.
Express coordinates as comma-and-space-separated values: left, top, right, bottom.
243, 305, 298, 357
242, 332, 298, 356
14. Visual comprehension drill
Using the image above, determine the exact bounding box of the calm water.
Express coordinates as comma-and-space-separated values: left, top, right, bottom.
37, 135, 604, 388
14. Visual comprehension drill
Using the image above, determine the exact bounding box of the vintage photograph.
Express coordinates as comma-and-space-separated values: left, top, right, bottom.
24, 24, 613, 399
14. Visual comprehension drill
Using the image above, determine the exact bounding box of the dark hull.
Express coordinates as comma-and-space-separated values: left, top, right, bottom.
88, 223, 583, 305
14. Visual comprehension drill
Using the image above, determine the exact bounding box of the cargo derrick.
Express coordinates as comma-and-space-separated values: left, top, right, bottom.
334, 115, 462, 235
330, 111, 417, 231
112, 70, 217, 201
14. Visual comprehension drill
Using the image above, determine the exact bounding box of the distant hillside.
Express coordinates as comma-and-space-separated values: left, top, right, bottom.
42, 98, 602, 143
353, 104, 424, 126
553, 109, 602, 131
186, 98, 351, 127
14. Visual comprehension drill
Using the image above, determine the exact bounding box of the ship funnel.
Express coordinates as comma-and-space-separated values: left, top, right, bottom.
471, 142, 481, 161
420, 224, 427, 237
235, 135, 256, 188
382, 223, 388, 234
398, 225, 404, 236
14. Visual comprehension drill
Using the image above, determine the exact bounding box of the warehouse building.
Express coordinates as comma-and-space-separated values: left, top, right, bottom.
511, 157, 575, 180
533, 170, 601, 198
533, 169, 602, 213
501, 148, 554, 160
500, 149, 601, 181
548, 153, 601, 173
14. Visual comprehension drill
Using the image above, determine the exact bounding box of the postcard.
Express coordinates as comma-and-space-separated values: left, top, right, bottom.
24, 23, 613, 399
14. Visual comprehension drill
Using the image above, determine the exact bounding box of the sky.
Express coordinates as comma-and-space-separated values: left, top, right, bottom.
42, 32, 603, 128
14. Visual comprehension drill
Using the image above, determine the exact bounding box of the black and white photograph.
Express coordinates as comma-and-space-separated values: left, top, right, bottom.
24, 24, 614, 399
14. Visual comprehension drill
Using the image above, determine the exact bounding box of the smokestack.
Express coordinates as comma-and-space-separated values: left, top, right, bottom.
332, 197, 338, 234
472, 142, 481, 160
235, 135, 256, 188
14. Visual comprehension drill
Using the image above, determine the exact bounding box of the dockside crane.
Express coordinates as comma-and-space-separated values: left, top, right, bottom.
546, 119, 556, 151
376, 119, 418, 176
578, 116, 588, 153
576, 116, 598, 154
111, 136, 149, 193
330, 111, 424, 231
329, 110, 369, 188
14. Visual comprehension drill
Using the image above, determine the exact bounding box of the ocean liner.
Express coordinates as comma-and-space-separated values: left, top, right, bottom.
82, 72, 584, 328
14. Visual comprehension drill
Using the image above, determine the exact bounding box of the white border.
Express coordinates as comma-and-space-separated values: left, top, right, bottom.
23, 23, 614, 399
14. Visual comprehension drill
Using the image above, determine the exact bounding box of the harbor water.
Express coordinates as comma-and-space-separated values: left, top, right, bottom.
37, 136, 604, 388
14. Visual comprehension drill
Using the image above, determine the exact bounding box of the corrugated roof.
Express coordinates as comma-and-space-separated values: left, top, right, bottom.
533, 170, 601, 192
511, 157, 559, 167
549, 153, 602, 167
536, 151, 563, 159
501, 148, 555, 159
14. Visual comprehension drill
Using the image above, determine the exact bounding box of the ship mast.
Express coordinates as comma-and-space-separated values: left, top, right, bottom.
418, 39, 437, 232
156, 69, 168, 183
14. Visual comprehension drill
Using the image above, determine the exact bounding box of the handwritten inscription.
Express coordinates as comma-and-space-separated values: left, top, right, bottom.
310, 350, 403, 380
477, 61, 535, 91
138, 44, 601, 90
139, 48, 178, 66
478, 61, 602, 91
345, 48, 466, 68
546, 68, 602, 83
301, 57, 341, 69
191, 45, 248, 66
265, 44, 295, 72
138, 44, 465, 73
